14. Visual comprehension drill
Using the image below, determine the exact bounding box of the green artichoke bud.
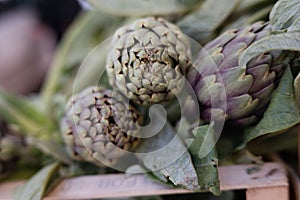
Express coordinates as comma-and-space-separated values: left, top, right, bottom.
0, 134, 22, 163
60, 87, 142, 167
0, 118, 7, 138
0, 119, 25, 173
188, 22, 289, 126
106, 17, 191, 105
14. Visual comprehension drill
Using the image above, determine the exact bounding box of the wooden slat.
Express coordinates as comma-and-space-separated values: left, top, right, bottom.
279, 157, 300, 200
46, 174, 191, 200
219, 162, 288, 190
0, 180, 23, 200
246, 186, 289, 200
0, 162, 288, 200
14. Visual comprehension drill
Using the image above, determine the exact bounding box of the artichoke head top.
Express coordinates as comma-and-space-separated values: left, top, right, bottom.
106, 17, 192, 105
61, 87, 142, 167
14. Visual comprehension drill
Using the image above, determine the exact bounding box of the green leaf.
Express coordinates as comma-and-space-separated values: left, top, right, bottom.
188, 125, 220, 195
269, 0, 300, 32
239, 32, 300, 67
0, 90, 70, 163
178, 0, 241, 43
248, 125, 298, 154
72, 39, 111, 94
295, 72, 300, 107
136, 117, 199, 190
41, 11, 124, 112
220, 0, 274, 32
86, 0, 202, 16
288, 16, 300, 32
243, 67, 300, 144
14, 162, 60, 200
27, 137, 71, 164
0, 89, 54, 137
237, 0, 275, 12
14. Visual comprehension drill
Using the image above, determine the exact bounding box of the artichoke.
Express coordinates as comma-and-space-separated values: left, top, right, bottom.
188, 22, 289, 126
0, 119, 25, 174
60, 87, 142, 167
106, 17, 191, 105
0, 118, 7, 138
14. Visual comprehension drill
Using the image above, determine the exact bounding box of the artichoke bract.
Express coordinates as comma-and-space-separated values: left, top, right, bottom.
188, 22, 288, 126
60, 87, 141, 167
106, 17, 191, 105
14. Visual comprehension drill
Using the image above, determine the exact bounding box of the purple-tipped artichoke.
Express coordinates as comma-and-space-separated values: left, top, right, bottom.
106, 17, 191, 105
60, 87, 142, 167
188, 22, 289, 126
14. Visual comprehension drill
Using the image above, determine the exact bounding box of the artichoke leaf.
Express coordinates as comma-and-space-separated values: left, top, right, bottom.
27, 137, 71, 164
41, 11, 124, 111
86, 0, 201, 16
0, 89, 70, 163
187, 124, 221, 195
237, 0, 275, 12
223, 5, 272, 31
178, 0, 241, 43
41, 11, 97, 106
288, 16, 300, 32
14, 162, 60, 200
239, 32, 300, 67
270, 0, 300, 32
295, 72, 300, 107
72, 39, 111, 95
136, 116, 199, 190
243, 67, 300, 144
0, 89, 54, 137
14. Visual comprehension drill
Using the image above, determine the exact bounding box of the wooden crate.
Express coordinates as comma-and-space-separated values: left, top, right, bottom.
0, 162, 288, 200
269, 124, 300, 200
287, 124, 300, 199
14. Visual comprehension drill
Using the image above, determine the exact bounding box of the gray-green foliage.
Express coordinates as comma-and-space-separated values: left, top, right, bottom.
41, 11, 125, 115
243, 67, 300, 144
270, 0, 300, 32
14, 163, 59, 200
85, 0, 202, 16
136, 120, 199, 190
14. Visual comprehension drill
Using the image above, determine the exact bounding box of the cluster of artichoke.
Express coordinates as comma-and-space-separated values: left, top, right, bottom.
0, 0, 300, 198
61, 12, 295, 167
61, 17, 193, 167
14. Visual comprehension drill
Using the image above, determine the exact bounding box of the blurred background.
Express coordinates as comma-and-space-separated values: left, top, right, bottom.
0, 0, 81, 94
